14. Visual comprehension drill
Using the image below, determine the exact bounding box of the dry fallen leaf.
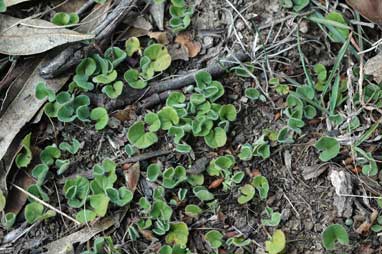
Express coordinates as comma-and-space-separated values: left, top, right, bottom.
365, 53, 382, 84
346, 0, 382, 25
4, 0, 31, 7
45, 217, 115, 254
124, 162, 140, 192
208, 178, 224, 189
148, 31, 169, 45
0, 14, 94, 55
356, 209, 378, 235
175, 32, 202, 58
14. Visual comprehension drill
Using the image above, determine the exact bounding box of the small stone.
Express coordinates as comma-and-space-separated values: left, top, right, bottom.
281, 208, 291, 221
304, 221, 314, 231
299, 20, 309, 33
235, 19, 245, 31
203, 36, 214, 49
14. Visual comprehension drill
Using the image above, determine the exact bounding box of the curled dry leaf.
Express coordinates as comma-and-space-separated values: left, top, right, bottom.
0, 14, 94, 55
346, 0, 382, 25
175, 32, 202, 58
365, 53, 382, 84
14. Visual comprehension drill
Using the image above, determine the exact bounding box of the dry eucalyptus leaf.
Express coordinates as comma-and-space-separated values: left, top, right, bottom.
4, 0, 31, 7
44, 217, 115, 254
0, 63, 69, 161
346, 0, 382, 25
0, 14, 94, 55
365, 53, 382, 84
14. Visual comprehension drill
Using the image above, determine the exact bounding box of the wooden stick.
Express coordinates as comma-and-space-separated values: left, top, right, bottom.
12, 184, 81, 225
118, 150, 171, 164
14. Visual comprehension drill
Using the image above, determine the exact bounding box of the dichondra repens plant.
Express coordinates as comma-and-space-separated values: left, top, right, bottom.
127, 70, 237, 152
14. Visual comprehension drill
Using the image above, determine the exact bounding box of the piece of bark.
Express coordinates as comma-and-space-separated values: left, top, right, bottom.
149, 2, 164, 30
40, 0, 137, 78
302, 164, 329, 180
329, 169, 353, 218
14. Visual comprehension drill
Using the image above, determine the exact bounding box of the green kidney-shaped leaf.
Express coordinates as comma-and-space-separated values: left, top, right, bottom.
15, 133, 32, 168
205, 230, 223, 249
219, 104, 237, 121
252, 175, 269, 200
90, 107, 109, 130
185, 204, 202, 218
40, 145, 61, 166
76, 209, 97, 223
35, 82, 56, 102
158, 106, 180, 130
315, 136, 340, 162
127, 121, 158, 149
24, 202, 44, 224
102, 81, 124, 99
204, 127, 227, 148
238, 184, 255, 204
265, 230, 286, 254
147, 163, 162, 182
125, 37, 140, 56
322, 224, 349, 250
124, 69, 147, 89
89, 193, 110, 217
165, 222, 189, 247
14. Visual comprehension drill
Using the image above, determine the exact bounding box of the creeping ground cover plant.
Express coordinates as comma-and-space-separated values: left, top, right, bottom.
127, 71, 237, 151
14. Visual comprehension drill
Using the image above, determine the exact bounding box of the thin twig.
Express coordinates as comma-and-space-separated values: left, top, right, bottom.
118, 150, 171, 164
12, 184, 81, 225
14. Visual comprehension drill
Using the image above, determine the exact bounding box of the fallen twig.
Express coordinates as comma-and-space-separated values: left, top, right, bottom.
118, 150, 171, 164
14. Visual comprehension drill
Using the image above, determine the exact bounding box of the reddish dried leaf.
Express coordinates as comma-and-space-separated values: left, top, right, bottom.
175, 32, 201, 58
208, 178, 224, 189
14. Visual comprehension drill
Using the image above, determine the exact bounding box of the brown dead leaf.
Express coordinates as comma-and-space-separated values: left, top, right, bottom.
0, 14, 94, 55
124, 162, 140, 192
365, 53, 382, 84
346, 0, 382, 25
175, 32, 201, 58
208, 178, 224, 189
138, 229, 154, 241
45, 217, 115, 254
148, 31, 169, 44
355, 209, 378, 235
111, 105, 137, 122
